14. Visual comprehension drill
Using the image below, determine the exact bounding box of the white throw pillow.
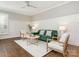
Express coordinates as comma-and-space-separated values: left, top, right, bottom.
46, 31, 51, 36
59, 32, 69, 43
39, 31, 45, 35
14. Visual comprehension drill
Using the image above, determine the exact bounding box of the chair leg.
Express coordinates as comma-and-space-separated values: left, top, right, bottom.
46, 44, 48, 52
63, 51, 68, 57
66, 50, 69, 56
46, 41, 48, 52
63, 53, 66, 57
46, 39, 48, 52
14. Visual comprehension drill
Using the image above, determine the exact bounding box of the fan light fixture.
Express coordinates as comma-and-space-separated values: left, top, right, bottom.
23, 1, 37, 8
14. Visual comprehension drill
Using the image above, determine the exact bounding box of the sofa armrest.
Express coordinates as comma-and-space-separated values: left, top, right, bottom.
32, 32, 39, 35
52, 36, 59, 41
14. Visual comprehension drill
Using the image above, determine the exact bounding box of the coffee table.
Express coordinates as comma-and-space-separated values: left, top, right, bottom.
27, 35, 40, 45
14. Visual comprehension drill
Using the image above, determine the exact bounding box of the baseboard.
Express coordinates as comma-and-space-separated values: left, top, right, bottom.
0, 37, 20, 40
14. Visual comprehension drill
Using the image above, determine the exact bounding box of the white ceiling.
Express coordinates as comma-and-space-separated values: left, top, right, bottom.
0, 1, 70, 16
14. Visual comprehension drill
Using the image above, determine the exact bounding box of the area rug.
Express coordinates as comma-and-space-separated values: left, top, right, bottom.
15, 39, 52, 57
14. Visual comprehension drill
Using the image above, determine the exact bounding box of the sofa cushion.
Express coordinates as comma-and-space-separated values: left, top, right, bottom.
51, 30, 58, 40
46, 36, 51, 39
51, 30, 58, 36
39, 35, 51, 42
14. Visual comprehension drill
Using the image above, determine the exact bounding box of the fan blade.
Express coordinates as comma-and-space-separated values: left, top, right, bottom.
23, 1, 37, 8
29, 5, 37, 8
25, 1, 30, 6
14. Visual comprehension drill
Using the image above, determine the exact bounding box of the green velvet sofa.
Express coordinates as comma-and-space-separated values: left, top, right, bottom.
32, 30, 58, 42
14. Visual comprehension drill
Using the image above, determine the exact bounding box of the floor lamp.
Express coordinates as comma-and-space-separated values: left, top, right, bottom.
59, 25, 67, 36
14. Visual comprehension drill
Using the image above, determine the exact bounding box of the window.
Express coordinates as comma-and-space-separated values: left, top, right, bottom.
0, 13, 8, 35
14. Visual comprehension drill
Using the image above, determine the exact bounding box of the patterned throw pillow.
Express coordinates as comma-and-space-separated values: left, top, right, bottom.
46, 31, 51, 37
39, 30, 45, 35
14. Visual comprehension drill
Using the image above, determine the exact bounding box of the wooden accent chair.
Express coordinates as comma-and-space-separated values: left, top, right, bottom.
20, 30, 30, 39
47, 32, 70, 56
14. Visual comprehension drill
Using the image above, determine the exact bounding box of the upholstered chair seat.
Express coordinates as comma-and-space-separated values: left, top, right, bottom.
48, 41, 64, 53
47, 32, 70, 56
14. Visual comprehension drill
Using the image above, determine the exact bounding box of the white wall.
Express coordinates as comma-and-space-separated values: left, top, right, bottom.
32, 2, 79, 46
0, 12, 32, 39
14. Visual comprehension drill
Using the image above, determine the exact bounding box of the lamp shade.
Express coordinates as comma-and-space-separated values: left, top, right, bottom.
59, 25, 66, 31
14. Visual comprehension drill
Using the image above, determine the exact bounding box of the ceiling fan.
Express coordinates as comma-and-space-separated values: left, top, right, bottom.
23, 1, 37, 8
